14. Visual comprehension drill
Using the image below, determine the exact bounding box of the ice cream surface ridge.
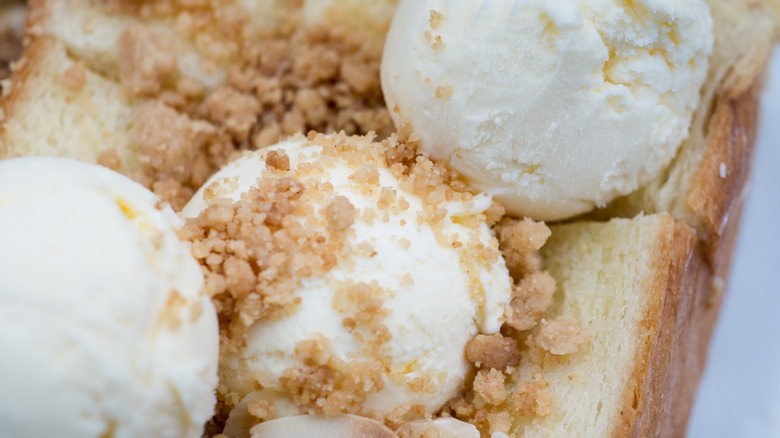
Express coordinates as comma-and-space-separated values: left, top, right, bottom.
0, 157, 219, 438
381, 0, 714, 220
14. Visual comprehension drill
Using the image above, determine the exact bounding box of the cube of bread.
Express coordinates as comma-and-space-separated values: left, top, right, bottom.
0, 1, 776, 437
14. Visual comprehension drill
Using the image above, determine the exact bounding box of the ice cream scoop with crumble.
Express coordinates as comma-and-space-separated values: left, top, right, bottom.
179, 132, 562, 436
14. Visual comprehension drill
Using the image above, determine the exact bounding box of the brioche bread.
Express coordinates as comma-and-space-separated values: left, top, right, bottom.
0, 1, 777, 437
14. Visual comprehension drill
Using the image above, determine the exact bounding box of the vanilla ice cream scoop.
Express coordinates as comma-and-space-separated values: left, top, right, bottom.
0, 157, 219, 438
182, 134, 512, 417
381, 0, 714, 220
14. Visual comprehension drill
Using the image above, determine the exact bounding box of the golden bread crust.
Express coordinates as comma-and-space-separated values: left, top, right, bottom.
635, 222, 698, 438
611, 214, 678, 438
0, 1, 773, 436
687, 77, 762, 245
634, 75, 761, 437
0, 36, 52, 157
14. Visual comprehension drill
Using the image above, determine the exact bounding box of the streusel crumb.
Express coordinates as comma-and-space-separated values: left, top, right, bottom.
466, 333, 521, 371
473, 369, 509, 405
495, 217, 552, 280
118, 24, 177, 96
512, 380, 557, 417
111, 3, 393, 210
507, 271, 556, 331
530, 317, 587, 356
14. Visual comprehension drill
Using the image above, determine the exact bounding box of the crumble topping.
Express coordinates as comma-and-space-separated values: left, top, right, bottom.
97, 149, 122, 172
178, 132, 574, 434
495, 217, 551, 280
83, 2, 590, 434
106, 2, 393, 210
279, 337, 386, 416
118, 24, 177, 96
529, 317, 587, 356
512, 380, 557, 417
466, 333, 522, 371
506, 271, 556, 331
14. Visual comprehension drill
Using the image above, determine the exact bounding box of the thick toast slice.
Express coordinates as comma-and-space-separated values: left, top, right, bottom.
507, 214, 690, 437
0, 1, 776, 437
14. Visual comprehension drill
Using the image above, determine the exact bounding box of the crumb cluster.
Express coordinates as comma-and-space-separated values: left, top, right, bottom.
180, 130, 584, 436
433, 217, 587, 436
182, 131, 518, 423
95, 2, 587, 436
105, 1, 392, 209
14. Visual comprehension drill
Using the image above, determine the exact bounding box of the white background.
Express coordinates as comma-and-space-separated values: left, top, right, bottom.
688, 47, 780, 437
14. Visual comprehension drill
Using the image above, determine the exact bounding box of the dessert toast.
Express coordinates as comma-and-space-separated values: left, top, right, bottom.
0, 1, 777, 437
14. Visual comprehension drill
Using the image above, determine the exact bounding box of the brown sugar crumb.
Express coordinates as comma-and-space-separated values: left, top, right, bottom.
223, 257, 255, 298
202, 87, 261, 141
324, 195, 356, 231
134, 101, 198, 182
97, 149, 122, 171
132, 101, 208, 210
115, 14, 395, 209
331, 280, 392, 359
61, 62, 86, 91
265, 149, 290, 171
429, 10, 445, 30
465, 333, 521, 370
247, 400, 277, 422
486, 410, 512, 435
349, 163, 381, 185
530, 317, 587, 355
512, 380, 557, 417
182, 172, 342, 353
431, 35, 445, 50
118, 24, 177, 96
279, 338, 385, 416
507, 271, 556, 331
472, 369, 508, 405
434, 85, 452, 101
495, 217, 551, 281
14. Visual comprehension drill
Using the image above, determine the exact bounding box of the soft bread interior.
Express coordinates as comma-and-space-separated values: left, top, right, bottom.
0, 1, 774, 438
509, 214, 684, 437
0, 37, 142, 174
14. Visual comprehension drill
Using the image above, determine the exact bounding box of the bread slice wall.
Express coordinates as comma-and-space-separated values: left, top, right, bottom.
519, 14, 775, 435
0, 1, 776, 438
509, 214, 685, 437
